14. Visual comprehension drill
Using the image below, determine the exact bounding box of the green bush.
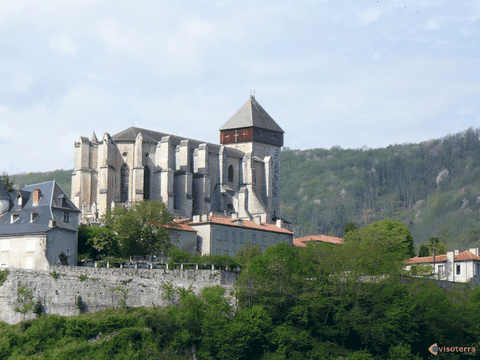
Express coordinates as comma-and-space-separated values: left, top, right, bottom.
0, 269, 8, 286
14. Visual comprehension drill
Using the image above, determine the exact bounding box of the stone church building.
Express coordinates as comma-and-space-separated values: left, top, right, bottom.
72, 96, 284, 224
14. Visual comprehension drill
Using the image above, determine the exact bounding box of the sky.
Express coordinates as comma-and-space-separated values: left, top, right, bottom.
1, 0, 480, 174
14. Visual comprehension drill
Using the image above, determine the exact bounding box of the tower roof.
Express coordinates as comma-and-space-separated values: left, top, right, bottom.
220, 96, 284, 133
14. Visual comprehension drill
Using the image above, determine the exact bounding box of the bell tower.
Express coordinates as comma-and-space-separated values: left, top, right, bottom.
219, 95, 284, 221
219, 95, 284, 151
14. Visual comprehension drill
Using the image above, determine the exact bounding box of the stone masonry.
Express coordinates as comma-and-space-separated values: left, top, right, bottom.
0, 266, 238, 325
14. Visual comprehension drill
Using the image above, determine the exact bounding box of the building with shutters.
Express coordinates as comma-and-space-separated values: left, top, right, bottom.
72, 96, 284, 224
0, 180, 80, 270
405, 248, 480, 283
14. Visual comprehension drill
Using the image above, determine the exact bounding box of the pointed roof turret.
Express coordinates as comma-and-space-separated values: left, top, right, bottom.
220, 96, 284, 133
90, 131, 98, 143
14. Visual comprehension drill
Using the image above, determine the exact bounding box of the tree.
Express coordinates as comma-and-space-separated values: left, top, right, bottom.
343, 222, 358, 236
76, 295, 86, 313
102, 200, 175, 259
168, 247, 192, 263
33, 298, 43, 318
418, 243, 429, 257
0, 171, 15, 192
92, 227, 119, 259
235, 243, 263, 266
345, 218, 415, 259
426, 237, 448, 256
14, 286, 34, 321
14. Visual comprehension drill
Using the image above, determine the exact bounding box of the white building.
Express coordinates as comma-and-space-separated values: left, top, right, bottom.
405, 248, 480, 283
187, 214, 293, 256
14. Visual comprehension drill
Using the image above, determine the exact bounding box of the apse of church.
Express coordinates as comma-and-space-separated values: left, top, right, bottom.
72, 96, 284, 224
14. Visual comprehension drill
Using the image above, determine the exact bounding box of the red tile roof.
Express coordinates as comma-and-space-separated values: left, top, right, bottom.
405, 250, 480, 264
405, 254, 447, 264
162, 219, 197, 232
191, 216, 294, 235
293, 235, 344, 247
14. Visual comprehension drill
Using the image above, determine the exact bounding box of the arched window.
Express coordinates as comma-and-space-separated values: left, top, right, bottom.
228, 165, 234, 183
120, 164, 129, 203
143, 165, 150, 200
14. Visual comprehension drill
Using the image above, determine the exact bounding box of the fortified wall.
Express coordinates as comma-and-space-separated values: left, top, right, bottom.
0, 266, 238, 325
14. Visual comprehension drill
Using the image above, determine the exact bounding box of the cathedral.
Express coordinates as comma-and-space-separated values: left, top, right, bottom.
72, 96, 284, 224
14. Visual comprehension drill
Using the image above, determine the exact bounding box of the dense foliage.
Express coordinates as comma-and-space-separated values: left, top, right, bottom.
281, 127, 480, 250
1, 172, 16, 192
9, 169, 71, 195
2, 241, 478, 359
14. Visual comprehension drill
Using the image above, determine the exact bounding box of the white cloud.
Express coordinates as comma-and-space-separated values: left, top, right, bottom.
458, 107, 474, 116
358, 8, 383, 24
49, 34, 78, 58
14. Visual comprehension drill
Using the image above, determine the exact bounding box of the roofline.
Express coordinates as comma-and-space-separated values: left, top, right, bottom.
219, 125, 285, 134
52, 206, 81, 213
190, 220, 294, 235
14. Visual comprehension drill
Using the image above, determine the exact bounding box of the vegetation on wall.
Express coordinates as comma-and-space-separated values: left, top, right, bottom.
1, 240, 479, 359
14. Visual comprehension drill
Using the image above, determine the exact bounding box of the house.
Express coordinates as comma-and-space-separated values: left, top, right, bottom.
188, 214, 294, 256
167, 219, 198, 255
0, 180, 80, 270
293, 234, 344, 247
72, 95, 284, 225
405, 248, 480, 283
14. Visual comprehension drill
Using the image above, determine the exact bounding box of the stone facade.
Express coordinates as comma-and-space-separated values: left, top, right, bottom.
0, 266, 238, 325
72, 96, 284, 224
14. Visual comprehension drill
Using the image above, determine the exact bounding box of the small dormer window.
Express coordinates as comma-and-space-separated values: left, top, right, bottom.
11, 213, 19, 223
17, 196, 22, 206
31, 212, 38, 222
63, 211, 70, 223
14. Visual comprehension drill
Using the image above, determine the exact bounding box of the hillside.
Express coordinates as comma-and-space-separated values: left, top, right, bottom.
8, 127, 480, 251
10, 170, 71, 196
281, 127, 480, 250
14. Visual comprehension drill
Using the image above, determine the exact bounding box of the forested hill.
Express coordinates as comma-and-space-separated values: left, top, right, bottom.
281, 127, 480, 250
9, 127, 480, 251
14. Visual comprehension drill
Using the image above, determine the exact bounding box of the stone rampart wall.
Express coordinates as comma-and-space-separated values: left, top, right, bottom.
0, 265, 238, 325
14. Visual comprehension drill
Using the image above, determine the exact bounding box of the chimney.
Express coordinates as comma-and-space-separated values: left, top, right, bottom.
254, 216, 262, 225
33, 189, 41, 206
193, 215, 200, 223
469, 248, 479, 256
49, 219, 56, 228
231, 212, 238, 219
276, 218, 284, 229
454, 249, 459, 255
201, 214, 209, 222
447, 251, 455, 281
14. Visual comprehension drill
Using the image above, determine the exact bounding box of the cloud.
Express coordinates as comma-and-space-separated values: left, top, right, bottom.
358, 8, 383, 24
49, 34, 78, 58
458, 107, 474, 116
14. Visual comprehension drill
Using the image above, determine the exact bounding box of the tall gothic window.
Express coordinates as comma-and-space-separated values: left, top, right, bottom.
228, 165, 234, 183
144, 165, 150, 200
120, 164, 129, 202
